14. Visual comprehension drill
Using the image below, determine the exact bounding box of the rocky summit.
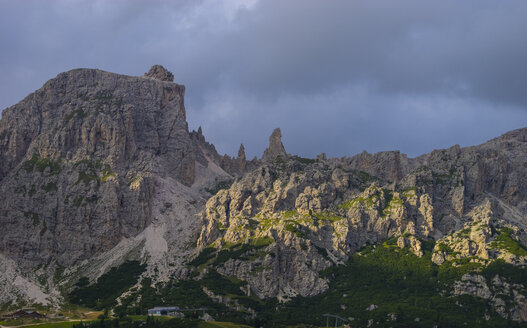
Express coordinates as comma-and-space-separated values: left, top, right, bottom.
1, 66, 527, 327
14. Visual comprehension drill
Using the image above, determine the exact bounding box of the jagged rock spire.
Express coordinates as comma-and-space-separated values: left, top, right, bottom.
262, 128, 287, 161
237, 144, 247, 172
144, 65, 174, 82
237, 144, 246, 161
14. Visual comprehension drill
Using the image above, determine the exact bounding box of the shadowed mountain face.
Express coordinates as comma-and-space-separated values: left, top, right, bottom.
0, 67, 196, 271
2, 66, 527, 324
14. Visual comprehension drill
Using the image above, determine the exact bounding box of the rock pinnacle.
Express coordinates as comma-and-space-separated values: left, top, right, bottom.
144, 65, 174, 82
262, 128, 287, 161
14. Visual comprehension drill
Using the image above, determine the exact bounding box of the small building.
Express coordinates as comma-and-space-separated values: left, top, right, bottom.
147, 306, 180, 316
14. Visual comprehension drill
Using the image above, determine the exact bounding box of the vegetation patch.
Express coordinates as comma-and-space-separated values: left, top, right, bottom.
85, 194, 99, 203
213, 238, 273, 266
74, 159, 101, 169
312, 211, 345, 223
114, 275, 269, 326
291, 155, 316, 165
357, 170, 377, 185
245, 218, 259, 229
73, 196, 84, 207
489, 227, 527, 256
457, 227, 471, 238
190, 238, 274, 268
114, 278, 243, 324
284, 223, 307, 238
188, 247, 216, 267
72, 315, 248, 328
412, 166, 430, 174
64, 109, 87, 123
382, 194, 403, 217
257, 242, 516, 327
250, 236, 274, 248
432, 168, 457, 186
75, 171, 99, 186
94, 92, 114, 106
41, 182, 58, 192
437, 257, 483, 284
481, 259, 527, 285
338, 195, 376, 211
401, 187, 418, 197
101, 172, 116, 183
68, 261, 146, 310
201, 270, 246, 296
282, 210, 298, 218
28, 185, 37, 196
74, 159, 104, 186
128, 176, 141, 186
258, 217, 281, 230
21, 154, 61, 176
206, 180, 234, 195
24, 211, 39, 226
87, 239, 526, 327
437, 242, 455, 255
338, 197, 363, 211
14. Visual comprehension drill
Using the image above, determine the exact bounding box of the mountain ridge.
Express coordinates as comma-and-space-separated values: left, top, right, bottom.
1, 65, 527, 326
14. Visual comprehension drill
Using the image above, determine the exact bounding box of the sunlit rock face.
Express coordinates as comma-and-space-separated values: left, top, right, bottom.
3, 65, 527, 321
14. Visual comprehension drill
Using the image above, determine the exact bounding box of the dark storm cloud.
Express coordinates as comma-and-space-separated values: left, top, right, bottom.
1, 0, 527, 158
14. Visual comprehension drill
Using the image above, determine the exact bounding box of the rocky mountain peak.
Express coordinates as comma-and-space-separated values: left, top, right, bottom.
144, 64, 174, 82
237, 144, 246, 160
262, 127, 287, 161
0, 66, 198, 276
4, 66, 527, 325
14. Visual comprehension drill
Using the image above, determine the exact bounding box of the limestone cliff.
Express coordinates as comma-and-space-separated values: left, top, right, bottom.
196, 127, 527, 319
2, 65, 527, 323
0, 66, 230, 306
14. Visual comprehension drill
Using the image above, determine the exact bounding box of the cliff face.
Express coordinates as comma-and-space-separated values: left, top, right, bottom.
0, 66, 199, 271
2, 65, 527, 322
197, 127, 527, 317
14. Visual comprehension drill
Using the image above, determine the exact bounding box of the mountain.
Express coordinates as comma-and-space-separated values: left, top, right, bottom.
1, 65, 527, 327
0, 65, 238, 305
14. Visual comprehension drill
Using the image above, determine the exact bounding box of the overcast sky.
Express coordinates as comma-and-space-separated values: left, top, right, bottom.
1, 0, 527, 159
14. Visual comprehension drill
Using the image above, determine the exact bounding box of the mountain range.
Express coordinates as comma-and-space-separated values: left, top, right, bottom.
1, 65, 527, 327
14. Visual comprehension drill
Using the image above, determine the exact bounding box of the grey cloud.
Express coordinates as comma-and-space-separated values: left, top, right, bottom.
190, 86, 527, 159
1, 0, 527, 159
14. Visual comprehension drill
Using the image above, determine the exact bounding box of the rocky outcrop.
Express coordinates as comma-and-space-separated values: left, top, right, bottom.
262, 128, 287, 161
453, 273, 527, 321
144, 64, 174, 82
397, 235, 423, 257
196, 156, 446, 298
430, 199, 527, 268
190, 127, 256, 178
196, 127, 527, 308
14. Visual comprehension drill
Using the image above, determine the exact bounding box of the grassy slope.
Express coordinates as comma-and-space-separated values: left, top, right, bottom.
18, 321, 94, 328
248, 238, 527, 327
66, 238, 527, 327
